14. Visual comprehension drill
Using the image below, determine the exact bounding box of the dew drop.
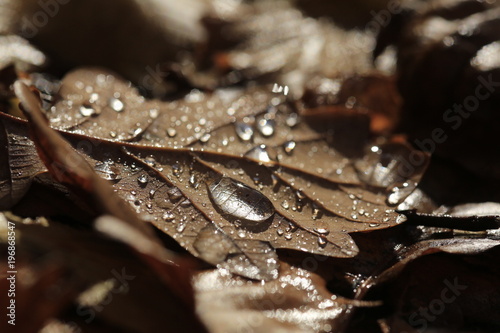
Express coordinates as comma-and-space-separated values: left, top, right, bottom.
172, 164, 182, 177
256, 118, 275, 137
167, 187, 183, 201
109, 97, 125, 112
208, 177, 275, 224
189, 174, 198, 188
79, 104, 96, 117
235, 122, 254, 141
167, 128, 177, 138
277, 229, 284, 236
318, 236, 327, 248
244, 144, 273, 164
137, 174, 148, 185
313, 228, 329, 235
144, 156, 156, 167
286, 113, 299, 127
95, 162, 121, 181
312, 205, 322, 220
149, 108, 159, 118
281, 200, 290, 210
283, 141, 296, 155
284, 233, 292, 241
296, 190, 306, 200
176, 223, 186, 233
89, 93, 99, 103
200, 133, 211, 143
180, 199, 191, 207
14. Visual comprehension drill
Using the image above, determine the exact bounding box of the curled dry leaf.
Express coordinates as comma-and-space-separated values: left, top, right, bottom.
4, 68, 430, 280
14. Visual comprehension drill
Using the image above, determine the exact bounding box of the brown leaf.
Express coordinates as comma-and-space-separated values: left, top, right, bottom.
6, 68, 430, 280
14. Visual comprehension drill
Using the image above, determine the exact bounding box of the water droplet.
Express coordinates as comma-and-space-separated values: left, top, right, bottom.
296, 190, 306, 200
256, 118, 275, 137
144, 156, 156, 167
172, 164, 182, 177
208, 177, 275, 224
149, 108, 159, 118
167, 128, 177, 138
95, 162, 121, 181
318, 236, 327, 248
109, 97, 125, 112
138, 174, 148, 185
312, 206, 322, 220
244, 144, 273, 164
313, 228, 329, 235
167, 187, 183, 201
109, 131, 117, 138
283, 141, 296, 155
149, 189, 156, 199
180, 199, 191, 207
387, 182, 417, 205
89, 93, 99, 103
189, 174, 198, 188
396, 214, 407, 224
176, 223, 186, 233
281, 200, 290, 210
284, 233, 292, 240
200, 133, 211, 143
277, 229, 284, 236
235, 122, 254, 141
286, 113, 299, 127
369, 223, 380, 227
79, 104, 96, 117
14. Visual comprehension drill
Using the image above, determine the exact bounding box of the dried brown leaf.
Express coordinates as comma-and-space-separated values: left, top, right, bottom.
4, 68, 430, 281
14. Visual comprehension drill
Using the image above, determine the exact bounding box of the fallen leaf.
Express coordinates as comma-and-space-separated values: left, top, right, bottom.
3, 68, 430, 280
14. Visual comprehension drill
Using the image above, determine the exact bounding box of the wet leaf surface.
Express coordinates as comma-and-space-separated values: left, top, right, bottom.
3, 69, 430, 281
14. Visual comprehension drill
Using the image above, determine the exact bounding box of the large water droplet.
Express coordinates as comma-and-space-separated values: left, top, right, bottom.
109, 97, 125, 112
235, 122, 254, 141
208, 177, 274, 224
256, 118, 275, 137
